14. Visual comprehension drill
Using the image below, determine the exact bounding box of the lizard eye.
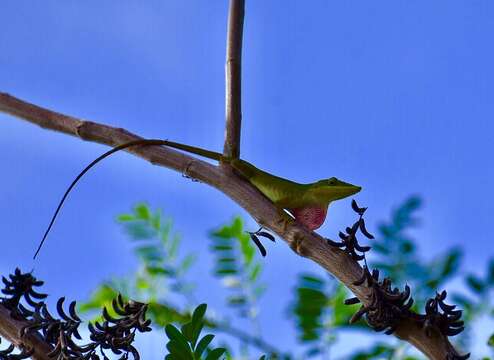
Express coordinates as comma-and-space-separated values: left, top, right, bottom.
328, 178, 336, 185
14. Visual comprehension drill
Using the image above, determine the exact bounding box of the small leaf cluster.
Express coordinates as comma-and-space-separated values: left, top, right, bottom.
165, 304, 226, 360
290, 274, 363, 358
117, 203, 196, 299
210, 217, 265, 317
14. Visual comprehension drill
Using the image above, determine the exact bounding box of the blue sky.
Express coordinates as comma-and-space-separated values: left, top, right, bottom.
1, 1, 493, 358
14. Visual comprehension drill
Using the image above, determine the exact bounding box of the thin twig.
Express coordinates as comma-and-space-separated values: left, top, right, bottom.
0, 92, 465, 359
223, 0, 244, 159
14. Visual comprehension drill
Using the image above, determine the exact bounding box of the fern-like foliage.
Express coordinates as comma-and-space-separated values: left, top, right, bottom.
210, 217, 265, 320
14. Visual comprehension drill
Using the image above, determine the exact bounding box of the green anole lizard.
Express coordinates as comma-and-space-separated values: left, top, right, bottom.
33, 139, 361, 258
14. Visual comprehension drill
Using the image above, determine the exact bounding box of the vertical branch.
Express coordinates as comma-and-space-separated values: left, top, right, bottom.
223, 0, 245, 159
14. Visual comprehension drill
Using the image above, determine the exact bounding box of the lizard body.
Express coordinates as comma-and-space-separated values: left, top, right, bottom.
157, 140, 360, 229
34, 139, 361, 258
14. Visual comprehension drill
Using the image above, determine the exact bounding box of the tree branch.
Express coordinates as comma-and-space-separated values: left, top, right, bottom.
223, 0, 244, 159
0, 92, 466, 359
0, 304, 52, 360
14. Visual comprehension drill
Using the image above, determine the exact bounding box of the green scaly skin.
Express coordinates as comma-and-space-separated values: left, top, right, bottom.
162, 140, 361, 210
34, 139, 361, 259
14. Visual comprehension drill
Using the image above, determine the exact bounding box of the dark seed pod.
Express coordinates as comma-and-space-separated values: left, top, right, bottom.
358, 218, 375, 239
327, 202, 373, 261
2, 268, 151, 360
345, 266, 415, 335
344, 297, 361, 305
420, 291, 466, 339
327, 238, 345, 247
351, 199, 367, 215
1, 268, 47, 317
247, 228, 276, 256
0, 338, 33, 359
249, 233, 267, 257
256, 231, 276, 242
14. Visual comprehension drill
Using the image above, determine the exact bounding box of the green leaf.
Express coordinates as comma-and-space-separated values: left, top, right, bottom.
488, 258, 494, 284
231, 217, 243, 237
192, 304, 207, 323
117, 214, 135, 222
78, 284, 118, 314
180, 254, 196, 272
165, 324, 189, 344
181, 322, 194, 343
166, 339, 193, 360
488, 333, 494, 347
205, 348, 226, 360
165, 324, 193, 359
136, 277, 150, 290
440, 249, 462, 278
134, 203, 151, 220
135, 245, 164, 262
466, 275, 486, 294
215, 269, 237, 276
194, 334, 215, 358
227, 296, 247, 306
146, 266, 175, 277
249, 263, 262, 282
212, 226, 235, 239
190, 304, 207, 347
151, 210, 162, 230
306, 347, 322, 357
124, 222, 156, 240
212, 245, 234, 251
301, 275, 324, 286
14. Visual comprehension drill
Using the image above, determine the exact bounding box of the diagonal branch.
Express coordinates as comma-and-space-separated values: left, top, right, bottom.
223, 0, 244, 159
0, 304, 52, 360
0, 92, 466, 359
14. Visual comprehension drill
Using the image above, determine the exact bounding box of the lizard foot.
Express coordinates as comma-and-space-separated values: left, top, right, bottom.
289, 232, 309, 257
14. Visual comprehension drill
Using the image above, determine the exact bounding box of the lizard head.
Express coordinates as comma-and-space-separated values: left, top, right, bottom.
309, 177, 361, 202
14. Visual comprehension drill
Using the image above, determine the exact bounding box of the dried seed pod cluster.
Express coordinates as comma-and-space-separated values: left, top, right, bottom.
338, 202, 471, 359
327, 200, 373, 261
0, 338, 33, 360
0, 269, 151, 360
86, 295, 152, 359
1, 268, 46, 320
345, 266, 413, 334
419, 290, 465, 338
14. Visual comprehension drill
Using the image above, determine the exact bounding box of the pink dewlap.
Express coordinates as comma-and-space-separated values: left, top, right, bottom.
290, 206, 328, 231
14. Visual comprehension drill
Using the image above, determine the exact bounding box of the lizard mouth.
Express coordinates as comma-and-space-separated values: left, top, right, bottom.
334, 185, 362, 199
